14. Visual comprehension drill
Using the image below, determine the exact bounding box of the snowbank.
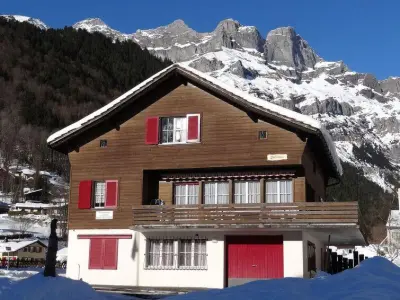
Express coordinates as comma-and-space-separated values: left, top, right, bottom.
168, 257, 400, 300
57, 247, 68, 262
0, 273, 114, 300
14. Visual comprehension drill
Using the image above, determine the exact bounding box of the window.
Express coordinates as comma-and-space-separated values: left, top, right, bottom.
78, 180, 119, 209
174, 183, 199, 205
146, 238, 207, 270
266, 180, 293, 203
179, 239, 207, 268
147, 239, 174, 268
161, 117, 187, 144
23, 247, 27, 252
146, 114, 200, 145
204, 182, 229, 204
94, 181, 106, 208
234, 181, 260, 203
89, 238, 118, 270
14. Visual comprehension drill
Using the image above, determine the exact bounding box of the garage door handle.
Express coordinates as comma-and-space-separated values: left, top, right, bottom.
252, 265, 257, 267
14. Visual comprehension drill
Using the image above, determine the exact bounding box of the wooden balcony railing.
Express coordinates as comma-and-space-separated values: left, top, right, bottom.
132, 202, 359, 228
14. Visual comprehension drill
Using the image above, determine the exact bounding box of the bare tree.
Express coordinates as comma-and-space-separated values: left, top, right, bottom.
11, 216, 35, 238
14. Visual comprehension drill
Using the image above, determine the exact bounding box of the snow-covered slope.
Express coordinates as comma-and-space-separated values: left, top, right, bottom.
72, 18, 131, 41
0, 15, 48, 30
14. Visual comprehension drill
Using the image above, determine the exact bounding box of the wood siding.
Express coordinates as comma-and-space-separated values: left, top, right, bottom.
68, 83, 318, 229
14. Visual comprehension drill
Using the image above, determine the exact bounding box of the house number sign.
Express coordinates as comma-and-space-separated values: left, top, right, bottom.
267, 154, 288, 161
96, 210, 114, 220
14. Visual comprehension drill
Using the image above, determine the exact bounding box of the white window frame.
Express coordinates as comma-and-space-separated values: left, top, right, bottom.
146, 239, 175, 269
234, 181, 260, 204
265, 180, 293, 203
204, 182, 229, 205
160, 114, 201, 145
145, 238, 207, 270
178, 239, 207, 269
160, 116, 187, 144
93, 181, 106, 208
174, 183, 199, 205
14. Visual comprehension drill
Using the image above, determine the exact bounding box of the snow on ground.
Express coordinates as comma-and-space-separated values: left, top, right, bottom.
0, 269, 134, 299
57, 247, 68, 262
168, 257, 400, 300
0, 213, 51, 237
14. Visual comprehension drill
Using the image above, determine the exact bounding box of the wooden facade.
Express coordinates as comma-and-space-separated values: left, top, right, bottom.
45, 65, 353, 231
65, 82, 333, 230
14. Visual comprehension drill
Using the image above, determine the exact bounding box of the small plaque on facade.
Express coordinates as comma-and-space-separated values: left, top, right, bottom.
100, 140, 107, 148
96, 210, 113, 220
267, 154, 288, 161
258, 130, 268, 140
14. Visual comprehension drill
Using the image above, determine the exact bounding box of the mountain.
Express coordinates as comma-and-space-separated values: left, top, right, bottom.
73, 18, 131, 41
0, 15, 48, 30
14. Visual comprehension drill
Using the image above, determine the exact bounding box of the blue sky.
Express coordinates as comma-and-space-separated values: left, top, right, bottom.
2, 0, 399, 79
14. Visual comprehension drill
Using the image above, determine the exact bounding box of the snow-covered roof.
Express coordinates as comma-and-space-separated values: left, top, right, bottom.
14, 202, 63, 209
0, 239, 45, 253
24, 189, 43, 195
47, 63, 342, 176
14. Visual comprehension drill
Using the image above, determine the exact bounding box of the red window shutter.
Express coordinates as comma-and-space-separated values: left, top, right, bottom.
89, 239, 103, 269
102, 238, 118, 270
78, 180, 92, 209
145, 117, 159, 145
187, 114, 200, 142
105, 180, 118, 207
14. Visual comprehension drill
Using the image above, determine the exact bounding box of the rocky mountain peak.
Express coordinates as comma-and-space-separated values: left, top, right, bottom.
264, 26, 320, 71
73, 18, 107, 27
215, 18, 241, 32
166, 19, 189, 30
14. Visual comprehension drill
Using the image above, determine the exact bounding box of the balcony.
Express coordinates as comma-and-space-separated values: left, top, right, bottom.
132, 202, 359, 229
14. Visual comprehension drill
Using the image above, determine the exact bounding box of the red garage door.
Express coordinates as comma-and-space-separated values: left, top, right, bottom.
226, 235, 283, 286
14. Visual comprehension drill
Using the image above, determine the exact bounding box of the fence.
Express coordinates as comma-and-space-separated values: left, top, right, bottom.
0, 257, 66, 269
327, 249, 369, 274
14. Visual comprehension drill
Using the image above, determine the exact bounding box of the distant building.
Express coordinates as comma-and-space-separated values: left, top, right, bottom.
0, 239, 47, 260
24, 189, 51, 203
11, 202, 66, 216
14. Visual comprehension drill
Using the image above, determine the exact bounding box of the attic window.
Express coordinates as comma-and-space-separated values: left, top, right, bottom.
258, 130, 268, 140
100, 140, 107, 148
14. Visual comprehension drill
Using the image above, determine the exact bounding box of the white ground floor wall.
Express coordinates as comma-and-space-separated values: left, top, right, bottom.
66, 229, 327, 289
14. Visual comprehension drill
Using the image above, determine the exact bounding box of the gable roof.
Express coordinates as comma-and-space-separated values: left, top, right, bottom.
47, 63, 342, 177
0, 239, 47, 253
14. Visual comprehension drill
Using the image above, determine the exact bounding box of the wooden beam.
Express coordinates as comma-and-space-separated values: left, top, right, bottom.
246, 111, 258, 123
228, 179, 234, 204
260, 178, 265, 203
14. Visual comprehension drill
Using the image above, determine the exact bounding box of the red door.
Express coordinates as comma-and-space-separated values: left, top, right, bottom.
226, 235, 283, 286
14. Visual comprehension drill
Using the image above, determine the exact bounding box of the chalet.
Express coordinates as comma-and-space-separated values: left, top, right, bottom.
0, 239, 47, 260
47, 64, 365, 290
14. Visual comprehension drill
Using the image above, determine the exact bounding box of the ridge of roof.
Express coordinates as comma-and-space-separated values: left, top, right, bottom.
47, 63, 342, 176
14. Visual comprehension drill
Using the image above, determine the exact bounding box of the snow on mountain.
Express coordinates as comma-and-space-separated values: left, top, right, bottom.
72, 18, 131, 42
0, 15, 48, 30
